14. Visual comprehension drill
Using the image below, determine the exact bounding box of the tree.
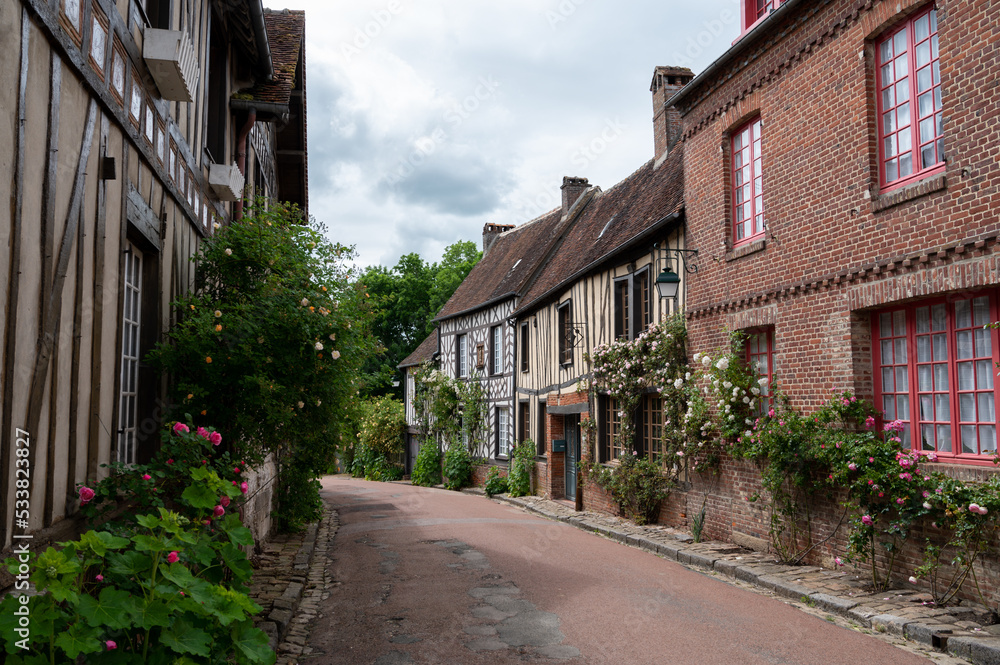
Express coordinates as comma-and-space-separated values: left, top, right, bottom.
360, 240, 481, 398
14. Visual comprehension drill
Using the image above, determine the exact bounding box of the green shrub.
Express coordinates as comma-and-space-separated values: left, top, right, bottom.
507, 440, 535, 498
589, 451, 671, 525
484, 466, 508, 497
0, 423, 272, 663
443, 442, 472, 491
411, 440, 443, 487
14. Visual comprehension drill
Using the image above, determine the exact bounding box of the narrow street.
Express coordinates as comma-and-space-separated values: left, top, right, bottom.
298, 476, 952, 664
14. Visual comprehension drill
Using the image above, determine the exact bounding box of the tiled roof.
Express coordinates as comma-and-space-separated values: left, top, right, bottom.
398, 331, 439, 369
244, 9, 305, 106
433, 208, 567, 321
515, 145, 685, 316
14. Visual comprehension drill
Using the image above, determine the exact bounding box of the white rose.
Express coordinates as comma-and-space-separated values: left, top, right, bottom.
314, 342, 324, 351
716, 358, 730, 371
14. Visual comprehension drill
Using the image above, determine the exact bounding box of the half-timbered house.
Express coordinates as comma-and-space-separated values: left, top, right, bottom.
431, 206, 587, 464
398, 331, 439, 473
0, 0, 306, 555
511, 85, 688, 500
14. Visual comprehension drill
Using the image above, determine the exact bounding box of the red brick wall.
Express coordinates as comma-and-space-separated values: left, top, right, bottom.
663, 0, 1000, 599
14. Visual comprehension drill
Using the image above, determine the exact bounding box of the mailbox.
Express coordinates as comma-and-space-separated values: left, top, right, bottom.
551, 439, 566, 453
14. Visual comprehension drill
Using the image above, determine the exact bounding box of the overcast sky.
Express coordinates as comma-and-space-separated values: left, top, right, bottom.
270, 0, 741, 269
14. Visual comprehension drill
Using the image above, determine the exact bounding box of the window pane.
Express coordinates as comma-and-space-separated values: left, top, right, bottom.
962, 425, 977, 454
933, 333, 947, 361
920, 424, 934, 450
936, 394, 950, 421
973, 297, 990, 326
886, 158, 898, 182
937, 425, 952, 452
896, 79, 910, 105
934, 363, 949, 391
958, 362, 974, 390
977, 360, 994, 390
981, 426, 997, 455
881, 63, 893, 87
882, 86, 895, 109
920, 117, 935, 143
960, 393, 975, 421
918, 364, 931, 390
916, 41, 930, 68
894, 310, 907, 335
956, 299, 972, 328
932, 60, 940, 85
879, 39, 892, 63
893, 30, 907, 57
931, 33, 939, 59
883, 112, 896, 135
884, 136, 896, 159
930, 303, 946, 330
957, 330, 973, 359
920, 395, 933, 420
883, 395, 895, 420
899, 152, 913, 178
897, 98, 910, 124
883, 367, 895, 390
897, 395, 910, 420
917, 66, 932, 93
978, 393, 996, 422
917, 336, 931, 362
921, 145, 936, 170
895, 366, 909, 392
898, 128, 911, 152
916, 306, 930, 333
975, 329, 991, 357
894, 338, 908, 363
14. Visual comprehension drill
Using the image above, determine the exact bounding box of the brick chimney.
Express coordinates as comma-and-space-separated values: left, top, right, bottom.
483, 222, 515, 256
651, 66, 694, 164
561, 176, 589, 215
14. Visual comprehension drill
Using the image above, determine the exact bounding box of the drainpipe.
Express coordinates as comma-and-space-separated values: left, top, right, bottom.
234, 108, 256, 222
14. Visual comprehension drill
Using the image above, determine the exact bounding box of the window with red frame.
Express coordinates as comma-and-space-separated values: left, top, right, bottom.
732, 118, 764, 245
742, 0, 785, 32
874, 293, 999, 459
876, 7, 943, 188
746, 328, 774, 414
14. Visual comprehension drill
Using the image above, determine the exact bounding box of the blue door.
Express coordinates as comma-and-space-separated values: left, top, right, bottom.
565, 415, 580, 500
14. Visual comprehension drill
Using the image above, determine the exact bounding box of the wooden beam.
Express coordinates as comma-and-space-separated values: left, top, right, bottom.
0, 10, 31, 547
41, 50, 62, 527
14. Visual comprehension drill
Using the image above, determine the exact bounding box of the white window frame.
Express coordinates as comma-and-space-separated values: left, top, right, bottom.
491, 325, 503, 375
118, 244, 142, 465
458, 334, 468, 378
496, 407, 510, 457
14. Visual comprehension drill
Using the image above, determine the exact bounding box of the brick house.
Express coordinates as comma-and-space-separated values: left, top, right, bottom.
663, 0, 1000, 562
0, 0, 306, 553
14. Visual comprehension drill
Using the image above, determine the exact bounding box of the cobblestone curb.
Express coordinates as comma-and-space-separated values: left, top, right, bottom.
480, 490, 1000, 665
248, 507, 339, 665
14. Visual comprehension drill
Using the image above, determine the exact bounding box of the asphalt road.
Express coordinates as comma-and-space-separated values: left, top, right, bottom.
301, 476, 947, 664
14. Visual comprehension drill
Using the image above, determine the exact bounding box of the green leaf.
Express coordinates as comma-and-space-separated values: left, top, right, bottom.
132, 534, 168, 553
136, 513, 163, 529
181, 483, 218, 509
107, 550, 152, 577
53, 621, 103, 657
161, 619, 212, 656
227, 525, 255, 547
157, 561, 199, 590
124, 595, 172, 629
221, 543, 254, 582
77, 587, 132, 629
231, 620, 277, 664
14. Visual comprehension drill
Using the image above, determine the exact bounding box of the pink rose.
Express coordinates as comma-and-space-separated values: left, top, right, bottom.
848, 463, 857, 471
240, 481, 249, 494
95, 574, 104, 582
861, 515, 873, 526
220, 495, 231, 507
834, 556, 844, 566
173, 422, 190, 435
167, 551, 179, 564
213, 505, 225, 517
209, 431, 222, 446
79, 486, 95, 505
865, 416, 876, 430
106, 641, 117, 650
142, 474, 152, 481
234, 467, 241, 474
166, 459, 174, 465
196, 427, 209, 439
896, 498, 905, 505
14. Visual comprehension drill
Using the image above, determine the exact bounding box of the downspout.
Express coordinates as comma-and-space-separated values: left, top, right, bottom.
249, 0, 274, 80
234, 107, 256, 222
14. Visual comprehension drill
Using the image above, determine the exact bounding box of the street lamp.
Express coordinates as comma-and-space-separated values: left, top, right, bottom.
653, 243, 698, 301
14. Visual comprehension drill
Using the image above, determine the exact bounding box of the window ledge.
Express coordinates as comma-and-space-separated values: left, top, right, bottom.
872, 173, 947, 213
726, 237, 766, 261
